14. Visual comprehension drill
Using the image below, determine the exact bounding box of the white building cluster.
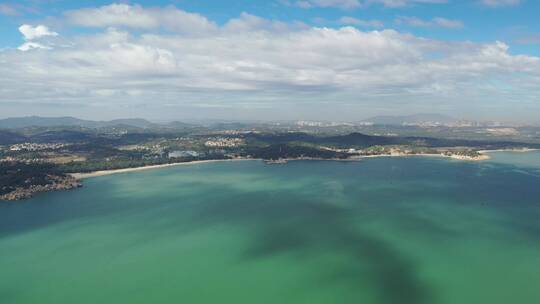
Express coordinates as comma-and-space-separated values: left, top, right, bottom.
204, 138, 244, 148
9, 143, 68, 151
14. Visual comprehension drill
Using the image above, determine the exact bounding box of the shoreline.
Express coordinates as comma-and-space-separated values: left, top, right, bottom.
70, 152, 495, 179
69, 159, 252, 179
349, 153, 490, 161
68, 148, 540, 180
477, 148, 540, 154
7, 148, 535, 201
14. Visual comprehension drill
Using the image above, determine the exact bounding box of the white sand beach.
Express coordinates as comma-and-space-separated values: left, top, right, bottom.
70, 159, 249, 179
70, 150, 506, 179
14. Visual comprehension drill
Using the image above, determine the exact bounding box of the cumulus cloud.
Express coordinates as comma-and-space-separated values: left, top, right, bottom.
339, 16, 384, 27
65, 4, 306, 35
65, 3, 218, 35
17, 24, 59, 52
396, 16, 464, 29
19, 24, 58, 40
480, 0, 521, 7
1, 5, 539, 118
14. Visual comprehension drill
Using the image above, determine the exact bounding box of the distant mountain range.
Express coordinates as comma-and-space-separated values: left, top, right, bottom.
0, 116, 189, 129
362, 114, 459, 126
0, 114, 521, 130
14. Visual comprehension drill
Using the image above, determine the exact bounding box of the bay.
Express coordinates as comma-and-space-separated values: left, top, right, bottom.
1, 153, 540, 304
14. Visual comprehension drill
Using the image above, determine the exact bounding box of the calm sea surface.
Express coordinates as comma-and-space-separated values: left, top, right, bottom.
1, 152, 540, 304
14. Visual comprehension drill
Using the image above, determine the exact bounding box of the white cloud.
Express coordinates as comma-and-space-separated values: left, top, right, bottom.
1, 6, 539, 118
19, 24, 58, 40
67, 5, 307, 35
339, 16, 384, 27
66, 3, 157, 28
17, 42, 51, 52
65, 3, 218, 35
4, 25, 537, 94
396, 16, 464, 29
480, 0, 521, 7
17, 24, 59, 51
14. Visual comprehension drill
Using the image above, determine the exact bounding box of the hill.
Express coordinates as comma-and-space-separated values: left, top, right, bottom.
0, 116, 158, 129
0, 131, 27, 145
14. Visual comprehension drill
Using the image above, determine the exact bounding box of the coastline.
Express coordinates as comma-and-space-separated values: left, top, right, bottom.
69, 159, 251, 179
0, 176, 81, 201
351, 153, 490, 161
8, 148, 536, 201
70, 152, 494, 179
477, 148, 540, 154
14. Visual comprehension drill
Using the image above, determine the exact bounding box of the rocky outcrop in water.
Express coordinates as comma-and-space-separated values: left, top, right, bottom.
0, 175, 82, 201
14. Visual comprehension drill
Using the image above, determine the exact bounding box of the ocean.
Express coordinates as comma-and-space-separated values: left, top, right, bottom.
1, 152, 540, 304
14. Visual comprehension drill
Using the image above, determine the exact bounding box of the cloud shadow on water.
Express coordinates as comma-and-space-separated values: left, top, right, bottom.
189, 190, 436, 304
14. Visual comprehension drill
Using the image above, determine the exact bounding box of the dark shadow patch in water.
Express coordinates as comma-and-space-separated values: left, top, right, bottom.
189, 191, 436, 304
250, 218, 434, 304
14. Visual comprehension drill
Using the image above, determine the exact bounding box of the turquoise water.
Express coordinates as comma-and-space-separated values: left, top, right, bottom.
1, 153, 540, 304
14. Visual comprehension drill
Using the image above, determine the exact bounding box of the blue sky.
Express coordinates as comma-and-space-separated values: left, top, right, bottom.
2, 0, 539, 51
0, 0, 539, 122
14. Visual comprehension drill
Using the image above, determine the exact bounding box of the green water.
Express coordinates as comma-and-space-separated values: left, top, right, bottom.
1, 153, 540, 304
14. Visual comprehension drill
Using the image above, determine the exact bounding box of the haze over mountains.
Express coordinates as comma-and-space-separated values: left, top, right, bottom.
0, 116, 196, 130
0, 116, 158, 129
0, 114, 527, 130
363, 114, 457, 125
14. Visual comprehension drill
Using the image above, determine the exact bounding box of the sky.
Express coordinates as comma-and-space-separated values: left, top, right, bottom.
0, 0, 539, 123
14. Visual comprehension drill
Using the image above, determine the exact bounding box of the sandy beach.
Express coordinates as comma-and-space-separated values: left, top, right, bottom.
349, 153, 490, 161
69, 159, 250, 179
477, 148, 540, 154
71, 148, 540, 179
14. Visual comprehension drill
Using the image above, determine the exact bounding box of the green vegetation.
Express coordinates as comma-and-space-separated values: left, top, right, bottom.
0, 162, 63, 195
246, 144, 348, 160
59, 153, 230, 173
1, 120, 539, 200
